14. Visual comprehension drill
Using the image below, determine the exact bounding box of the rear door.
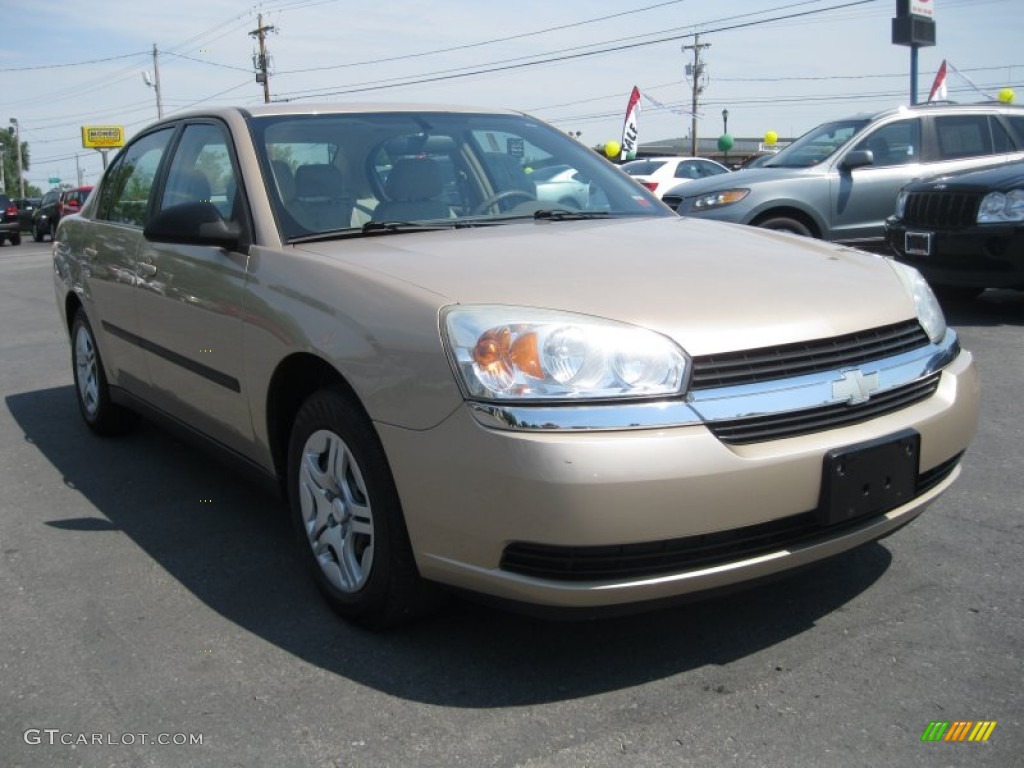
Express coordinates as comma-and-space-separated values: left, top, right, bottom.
79, 127, 175, 393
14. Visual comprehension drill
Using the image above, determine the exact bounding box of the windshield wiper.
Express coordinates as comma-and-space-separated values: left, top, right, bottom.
532, 209, 613, 221
361, 220, 459, 234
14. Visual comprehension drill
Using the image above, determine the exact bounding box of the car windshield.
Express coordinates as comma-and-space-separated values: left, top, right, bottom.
768, 119, 871, 167
248, 111, 667, 241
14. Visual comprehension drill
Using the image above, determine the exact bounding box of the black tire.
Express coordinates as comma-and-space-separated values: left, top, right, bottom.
9, 231, 20, 246
70, 309, 136, 435
756, 216, 813, 237
33, 223, 44, 242
286, 389, 437, 628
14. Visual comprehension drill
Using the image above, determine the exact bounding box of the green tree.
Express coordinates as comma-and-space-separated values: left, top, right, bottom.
0, 127, 36, 197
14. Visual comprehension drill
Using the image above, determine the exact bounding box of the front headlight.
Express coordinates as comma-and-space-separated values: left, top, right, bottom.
443, 307, 689, 401
887, 261, 946, 343
977, 189, 1024, 223
894, 189, 909, 218
691, 188, 750, 211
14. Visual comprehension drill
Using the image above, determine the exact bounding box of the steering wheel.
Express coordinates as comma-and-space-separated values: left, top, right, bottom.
472, 189, 535, 215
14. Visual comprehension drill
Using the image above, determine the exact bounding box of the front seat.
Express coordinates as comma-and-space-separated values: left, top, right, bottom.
373, 158, 451, 222
291, 163, 353, 232
867, 136, 891, 166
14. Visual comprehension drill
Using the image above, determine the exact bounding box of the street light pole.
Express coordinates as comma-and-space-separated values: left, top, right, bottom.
9, 118, 24, 199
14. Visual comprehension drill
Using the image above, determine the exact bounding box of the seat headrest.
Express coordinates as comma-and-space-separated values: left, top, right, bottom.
294, 164, 346, 200
385, 159, 443, 201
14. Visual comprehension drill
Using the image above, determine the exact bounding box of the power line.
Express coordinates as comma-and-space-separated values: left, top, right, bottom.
273, 0, 883, 101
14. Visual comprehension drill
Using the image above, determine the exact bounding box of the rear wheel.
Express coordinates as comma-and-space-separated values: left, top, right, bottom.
287, 390, 437, 628
33, 222, 45, 242
71, 309, 136, 435
9, 231, 20, 246
756, 216, 813, 237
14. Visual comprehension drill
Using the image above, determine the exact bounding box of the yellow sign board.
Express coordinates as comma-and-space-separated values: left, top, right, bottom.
81, 125, 125, 149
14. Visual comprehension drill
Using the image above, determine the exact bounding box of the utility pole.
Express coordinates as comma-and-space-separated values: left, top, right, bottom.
682, 35, 711, 157
250, 13, 276, 104
152, 44, 164, 118
9, 118, 24, 199
143, 44, 164, 118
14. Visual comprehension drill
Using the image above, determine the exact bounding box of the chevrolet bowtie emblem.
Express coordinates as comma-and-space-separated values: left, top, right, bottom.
832, 370, 880, 405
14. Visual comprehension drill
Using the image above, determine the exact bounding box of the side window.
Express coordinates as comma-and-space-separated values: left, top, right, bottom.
935, 115, 993, 159
1006, 116, 1024, 148
97, 128, 174, 226
699, 161, 728, 177
674, 162, 701, 180
992, 118, 1014, 153
852, 119, 921, 167
161, 122, 240, 221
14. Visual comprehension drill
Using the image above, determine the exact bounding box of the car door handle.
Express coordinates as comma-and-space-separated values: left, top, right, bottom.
138, 262, 158, 278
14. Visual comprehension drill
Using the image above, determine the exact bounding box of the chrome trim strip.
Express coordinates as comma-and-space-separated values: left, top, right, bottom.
467, 329, 959, 433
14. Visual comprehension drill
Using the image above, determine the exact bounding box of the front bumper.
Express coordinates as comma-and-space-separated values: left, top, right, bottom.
886, 219, 1024, 289
378, 348, 979, 608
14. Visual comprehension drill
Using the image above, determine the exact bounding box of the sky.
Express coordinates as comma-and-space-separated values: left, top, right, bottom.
1, 0, 1020, 193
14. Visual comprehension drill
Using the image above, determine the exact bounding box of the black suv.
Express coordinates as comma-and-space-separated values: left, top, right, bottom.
33, 186, 92, 242
0, 193, 21, 246
886, 159, 1024, 298
14, 197, 41, 230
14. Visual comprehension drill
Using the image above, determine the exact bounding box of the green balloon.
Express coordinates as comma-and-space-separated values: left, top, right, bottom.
717, 133, 734, 152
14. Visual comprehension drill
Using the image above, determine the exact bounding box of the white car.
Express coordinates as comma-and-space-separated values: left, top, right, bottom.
621, 156, 730, 199
528, 164, 591, 208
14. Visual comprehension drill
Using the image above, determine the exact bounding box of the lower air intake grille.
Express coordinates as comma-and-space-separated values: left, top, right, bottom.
501, 452, 962, 582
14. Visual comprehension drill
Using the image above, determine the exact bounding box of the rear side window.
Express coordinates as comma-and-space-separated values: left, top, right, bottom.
934, 115, 1002, 160
97, 128, 174, 227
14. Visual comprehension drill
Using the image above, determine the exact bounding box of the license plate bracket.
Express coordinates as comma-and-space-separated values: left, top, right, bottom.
818, 429, 920, 526
904, 231, 932, 256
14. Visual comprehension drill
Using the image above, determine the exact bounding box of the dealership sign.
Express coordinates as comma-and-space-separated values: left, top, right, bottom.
81, 126, 125, 149
910, 0, 933, 17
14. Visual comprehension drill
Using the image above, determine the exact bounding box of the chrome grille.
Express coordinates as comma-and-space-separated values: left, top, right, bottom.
690, 320, 929, 389
706, 373, 941, 444
902, 190, 982, 228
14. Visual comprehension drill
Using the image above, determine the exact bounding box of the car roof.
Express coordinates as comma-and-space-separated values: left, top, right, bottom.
144, 103, 526, 125
833, 101, 1024, 124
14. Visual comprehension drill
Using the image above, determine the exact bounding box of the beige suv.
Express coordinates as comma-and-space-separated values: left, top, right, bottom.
53, 104, 979, 627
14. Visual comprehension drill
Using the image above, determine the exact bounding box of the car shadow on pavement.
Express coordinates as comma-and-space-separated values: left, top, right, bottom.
941, 288, 1024, 328
8, 385, 893, 708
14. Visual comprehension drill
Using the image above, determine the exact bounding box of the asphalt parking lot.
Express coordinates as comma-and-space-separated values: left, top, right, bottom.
1, 239, 1021, 768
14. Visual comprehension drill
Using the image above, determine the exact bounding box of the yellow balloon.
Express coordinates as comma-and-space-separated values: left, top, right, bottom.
764, 130, 778, 146
604, 140, 621, 159
998, 88, 1015, 104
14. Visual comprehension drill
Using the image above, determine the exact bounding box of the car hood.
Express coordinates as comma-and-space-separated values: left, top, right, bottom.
909, 160, 1024, 192
294, 216, 916, 356
663, 165, 821, 199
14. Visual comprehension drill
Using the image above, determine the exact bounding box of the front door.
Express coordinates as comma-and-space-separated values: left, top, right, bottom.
133, 121, 254, 454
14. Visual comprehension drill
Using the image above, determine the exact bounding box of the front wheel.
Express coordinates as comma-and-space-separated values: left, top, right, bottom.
70, 309, 136, 435
287, 390, 436, 628
755, 216, 813, 237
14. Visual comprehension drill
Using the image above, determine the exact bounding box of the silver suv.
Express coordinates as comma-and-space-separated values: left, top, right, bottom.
663, 102, 1024, 250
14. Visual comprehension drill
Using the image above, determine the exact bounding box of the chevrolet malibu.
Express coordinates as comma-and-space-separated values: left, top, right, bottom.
52, 104, 979, 628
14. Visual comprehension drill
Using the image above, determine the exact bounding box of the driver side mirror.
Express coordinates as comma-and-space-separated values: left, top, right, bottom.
841, 150, 874, 170
144, 202, 243, 250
